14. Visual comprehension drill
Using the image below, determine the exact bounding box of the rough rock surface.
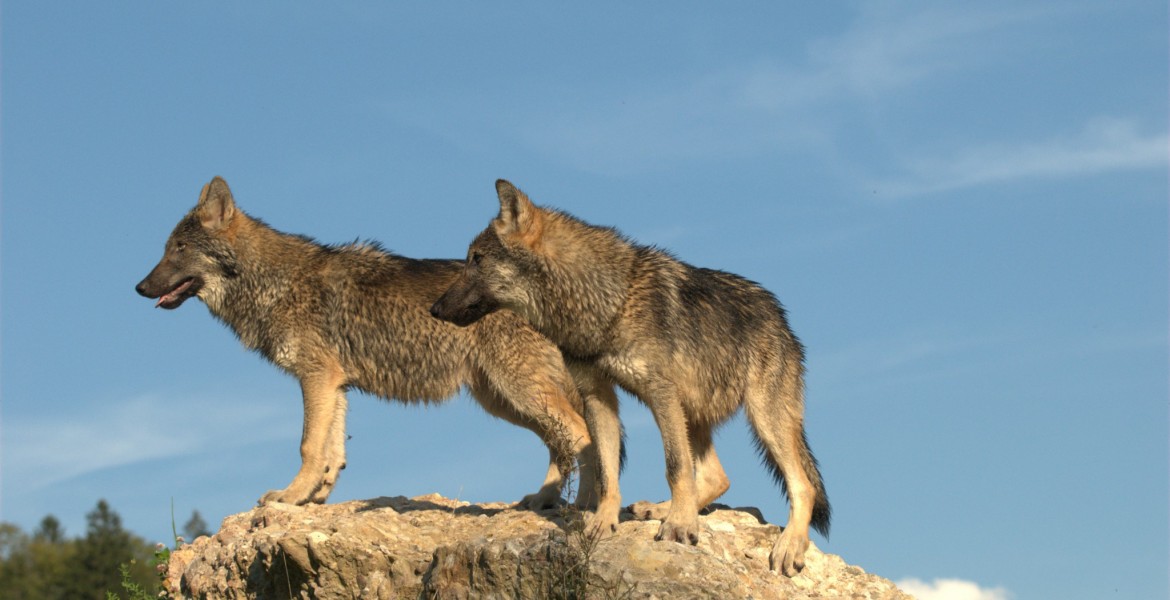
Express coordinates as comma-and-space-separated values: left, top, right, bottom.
165, 494, 910, 599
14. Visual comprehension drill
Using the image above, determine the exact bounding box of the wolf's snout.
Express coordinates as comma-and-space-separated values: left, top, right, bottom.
430, 294, 464, 324
429, 296, 465, 322
136, 270, 201, 309
431, 285, 498, 327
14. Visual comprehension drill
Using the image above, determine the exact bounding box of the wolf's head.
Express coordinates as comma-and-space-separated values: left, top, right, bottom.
430, 180, 552, 327
135, 177, 241, 309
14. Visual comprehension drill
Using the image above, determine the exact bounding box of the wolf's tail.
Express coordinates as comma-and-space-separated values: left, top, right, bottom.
619, 422, 628, 473
752, 427, 832, 537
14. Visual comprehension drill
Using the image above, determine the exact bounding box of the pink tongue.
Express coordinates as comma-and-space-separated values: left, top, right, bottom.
156, 279, 193, 307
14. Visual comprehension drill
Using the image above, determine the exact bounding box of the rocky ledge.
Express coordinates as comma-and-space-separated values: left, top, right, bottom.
165, 494, 910, 599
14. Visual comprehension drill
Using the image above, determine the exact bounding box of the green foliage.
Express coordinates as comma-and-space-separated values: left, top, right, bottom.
106, 539, 176, 600
106, 562, 151, 600
0, 518, 76, 599
64, 500, 156, 598
0, 500, 176, 600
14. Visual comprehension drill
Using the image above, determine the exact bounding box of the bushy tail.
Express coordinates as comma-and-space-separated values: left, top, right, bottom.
804, 434, 832, 537
619, 422, 628, 474
750, 428, 832, 537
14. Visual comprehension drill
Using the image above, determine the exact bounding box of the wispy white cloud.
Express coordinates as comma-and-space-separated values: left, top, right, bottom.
876, 117, 1169, 197
385, 5, 1052, 176
740, 4, 1045, 109
897, 577, 1011, 600
3, 394, 296, 490
517, 6, 1027, 175
814, 324, 1165, 402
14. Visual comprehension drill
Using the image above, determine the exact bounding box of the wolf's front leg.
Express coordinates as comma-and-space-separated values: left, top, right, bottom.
307, 389, 348, 504
580, 379, 623, 538
260, 367, 347, 506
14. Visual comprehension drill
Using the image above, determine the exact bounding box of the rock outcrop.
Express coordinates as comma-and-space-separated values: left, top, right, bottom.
165, 494, 910, 599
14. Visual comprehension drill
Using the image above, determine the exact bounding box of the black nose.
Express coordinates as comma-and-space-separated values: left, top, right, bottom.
429, 302, 442, 319
135, 281, 149, 297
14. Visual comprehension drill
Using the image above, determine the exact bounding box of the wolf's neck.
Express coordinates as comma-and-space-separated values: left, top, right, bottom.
202, 218, 316, 335
535, 242, 636, 356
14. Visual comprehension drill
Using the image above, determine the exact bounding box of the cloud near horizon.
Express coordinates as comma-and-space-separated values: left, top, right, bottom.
3, 393, 295, 491
897, 578, 1011, 600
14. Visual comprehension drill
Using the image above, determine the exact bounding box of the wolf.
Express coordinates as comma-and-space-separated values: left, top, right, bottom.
431, 179, 831, 576
136, 177, 606, 510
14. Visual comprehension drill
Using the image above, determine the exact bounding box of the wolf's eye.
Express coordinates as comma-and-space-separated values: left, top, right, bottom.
175, 242, 187, 253
470, 252, 483, 265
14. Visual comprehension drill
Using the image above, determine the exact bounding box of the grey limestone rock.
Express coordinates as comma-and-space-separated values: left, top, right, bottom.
165, 494, 911, 599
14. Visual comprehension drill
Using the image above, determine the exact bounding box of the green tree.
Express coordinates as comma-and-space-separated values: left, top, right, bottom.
0, 521, 27, 560
65, 500, 154, 600
1, 503, 161, 599
182, 510, 211, 541
33, 515, 66, 544
0, 522, 33, 595
0, 518, 75, 600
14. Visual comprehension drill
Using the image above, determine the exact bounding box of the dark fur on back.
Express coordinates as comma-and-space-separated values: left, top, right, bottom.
550, 215, 830, 535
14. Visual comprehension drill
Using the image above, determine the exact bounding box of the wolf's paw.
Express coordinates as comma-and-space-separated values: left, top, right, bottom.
628, 500, 670, 521
307, 483, 334, 505
258, 490, 289, 506
258, 487, 312, 507
517, 487, 565, 511
654, 516, 700, 545
583, 511, 619, 540
307, 465, 344, 504
769, 527, 810, 577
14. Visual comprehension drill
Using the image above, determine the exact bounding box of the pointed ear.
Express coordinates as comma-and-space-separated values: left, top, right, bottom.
494, 179, 543, 248
197, 176, 237, 232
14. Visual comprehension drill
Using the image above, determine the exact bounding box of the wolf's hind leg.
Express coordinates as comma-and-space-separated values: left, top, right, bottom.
744, 366, 829, 577
629, 423, 729, 520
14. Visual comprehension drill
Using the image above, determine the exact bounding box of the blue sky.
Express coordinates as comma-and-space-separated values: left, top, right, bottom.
1, 2, 1165, 598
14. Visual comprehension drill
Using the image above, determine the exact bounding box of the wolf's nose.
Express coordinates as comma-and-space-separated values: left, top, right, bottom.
135, 281, 149, 297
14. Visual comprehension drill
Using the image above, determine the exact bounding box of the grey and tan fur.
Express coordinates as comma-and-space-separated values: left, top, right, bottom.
136, 177, 605, 510
431, 179, 830, 576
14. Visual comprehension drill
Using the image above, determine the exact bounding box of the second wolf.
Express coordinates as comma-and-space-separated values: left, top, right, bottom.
136, 177, 602, 509
432, 180, 831, 577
